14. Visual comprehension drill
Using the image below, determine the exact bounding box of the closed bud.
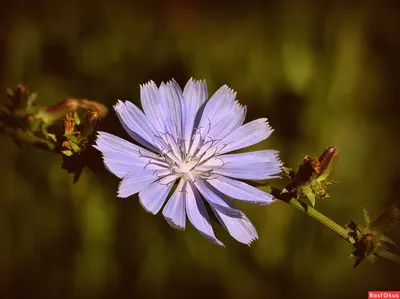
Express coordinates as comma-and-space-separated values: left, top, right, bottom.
316, 146, 340, 182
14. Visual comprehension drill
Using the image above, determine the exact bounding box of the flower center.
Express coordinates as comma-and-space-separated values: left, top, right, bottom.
178, 160, 197, 174
147, 126, 226, 182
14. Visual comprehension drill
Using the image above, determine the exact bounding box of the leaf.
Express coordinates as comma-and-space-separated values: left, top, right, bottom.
73, 112, 81, 125
379, 235, 396, 246
27, 92, 38, 108
303, 186, 316, 206
306, 193, 316, 207
369, 203, 400, 235
282, 166, 294, 178
62, 150, 73, 156
69, 140, 81, 153
47, 133, 57, 142
363, 207, 371, 226
65, 134, 78, 143
281, 188, 289, 194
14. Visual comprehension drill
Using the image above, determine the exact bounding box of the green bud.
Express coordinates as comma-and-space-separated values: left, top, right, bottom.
350, 204, 400, 267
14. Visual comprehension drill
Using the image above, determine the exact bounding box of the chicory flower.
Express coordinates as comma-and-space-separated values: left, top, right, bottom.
95, 79, 281, 246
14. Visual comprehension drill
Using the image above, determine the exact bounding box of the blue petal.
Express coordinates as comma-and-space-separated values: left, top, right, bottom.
218, 118, 273, 154
212, 207, 258, 245
94, 131, 158, 158
162, 179, 186, 230
194, 180, 244, 218
185, 182, 224, 246
207, 176, 275, 205
118, 168, 159, 198
195, 181, 258, 245
102, 152, 147, 179
159, 80, 185, 141
198, 85, 245, 140
202, 150, 282, 180
94, 132, 162, 178
139, 179, 175, 214
114, 100, 159, 152
182, 79, 208, 150
140, 81, 169, 136
214, 163, 281, 180
220, 150, 281, 164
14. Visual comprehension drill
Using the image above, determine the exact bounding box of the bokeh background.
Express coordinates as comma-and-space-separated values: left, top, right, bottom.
1, 0, 400, 298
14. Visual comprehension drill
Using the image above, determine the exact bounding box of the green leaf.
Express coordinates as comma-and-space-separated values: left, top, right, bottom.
281, 188, 289, 194
70, 140, 81, 153
73, 112, 81, 125
47, 133, 57, 142
303, 186, 316, 206
379, 235, 396, 246
27, 92, 38, 109
369, 203, 400, 235
281, 166, 293, 177
363, 207, 371, 226
61, 150, 73, 156
65, 134, 78, 143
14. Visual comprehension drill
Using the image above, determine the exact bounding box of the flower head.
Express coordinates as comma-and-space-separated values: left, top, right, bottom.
95, 79, 282, 246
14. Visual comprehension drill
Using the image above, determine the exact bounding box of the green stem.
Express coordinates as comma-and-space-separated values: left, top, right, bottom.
274, 191, 400, 264
287, 197, 350, 241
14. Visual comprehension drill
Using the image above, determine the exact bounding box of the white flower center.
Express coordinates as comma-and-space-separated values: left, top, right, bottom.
178, 160, 197, 174
143, 126, 226, 183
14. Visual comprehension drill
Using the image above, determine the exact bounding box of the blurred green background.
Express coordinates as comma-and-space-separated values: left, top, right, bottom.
1, 0, 400, 298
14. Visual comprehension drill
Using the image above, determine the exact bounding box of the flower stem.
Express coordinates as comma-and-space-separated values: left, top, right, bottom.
273, 189, 400, 264
286, 197, 350, 241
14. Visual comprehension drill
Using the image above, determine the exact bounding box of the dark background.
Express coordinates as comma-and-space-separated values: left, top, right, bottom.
0, 0, 400, 298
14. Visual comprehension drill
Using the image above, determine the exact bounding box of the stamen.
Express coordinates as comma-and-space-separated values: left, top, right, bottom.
190, 137, 214, 159
143, 159, 170, 170
161, 131, 182, 163
157, 173, 179, 187
187, 127, 203, 157
196, 144, 222, 167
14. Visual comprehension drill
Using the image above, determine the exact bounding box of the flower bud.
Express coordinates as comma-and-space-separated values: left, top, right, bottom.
316, 146, 340, 182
